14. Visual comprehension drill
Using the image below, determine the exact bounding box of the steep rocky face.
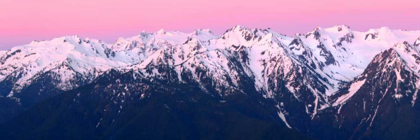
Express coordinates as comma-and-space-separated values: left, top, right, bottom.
308, 44, 420, 139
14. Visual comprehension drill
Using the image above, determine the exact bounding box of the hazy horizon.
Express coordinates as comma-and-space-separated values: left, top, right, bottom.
1, 0, 420, 49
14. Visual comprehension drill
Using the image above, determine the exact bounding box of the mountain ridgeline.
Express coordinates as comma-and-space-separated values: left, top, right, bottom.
1, 25, 420, 139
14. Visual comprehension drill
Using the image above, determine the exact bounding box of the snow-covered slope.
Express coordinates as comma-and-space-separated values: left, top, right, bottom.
0, 51, 6, 56
109, 25, 420, 129
308, 42, 420, 139
0, 36, 121, 96
0, 29, 217, 97
331, 41, 420, 106
286, 26, 420, 92
1, 25, 420, 126
2, 25, 420, 140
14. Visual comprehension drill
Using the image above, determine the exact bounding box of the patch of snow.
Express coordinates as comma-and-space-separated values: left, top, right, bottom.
393, 94, 403, 99
333, 79, 366, 106
276, 104, 292, 129
413, 89, 419, 107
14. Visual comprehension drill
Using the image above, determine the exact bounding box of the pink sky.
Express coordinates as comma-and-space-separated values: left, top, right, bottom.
1, 0, 419, 49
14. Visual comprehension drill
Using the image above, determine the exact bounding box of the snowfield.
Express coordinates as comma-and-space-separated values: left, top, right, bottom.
1, 25, 420, 119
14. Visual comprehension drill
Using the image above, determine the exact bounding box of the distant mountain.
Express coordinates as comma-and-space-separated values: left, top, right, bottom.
0, 25, 420, 139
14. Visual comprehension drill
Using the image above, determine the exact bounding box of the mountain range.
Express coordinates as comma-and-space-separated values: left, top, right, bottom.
1, 25, 420, 139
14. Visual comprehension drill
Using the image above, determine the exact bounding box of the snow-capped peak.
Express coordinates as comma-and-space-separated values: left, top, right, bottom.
232, 24, 249, 30
0, 36, 128, 96
219, 25, 267, 47
392, 42, 420, 73
2, 25, 420, 104
156, 29, 166, 35
324, 25, 352, 34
